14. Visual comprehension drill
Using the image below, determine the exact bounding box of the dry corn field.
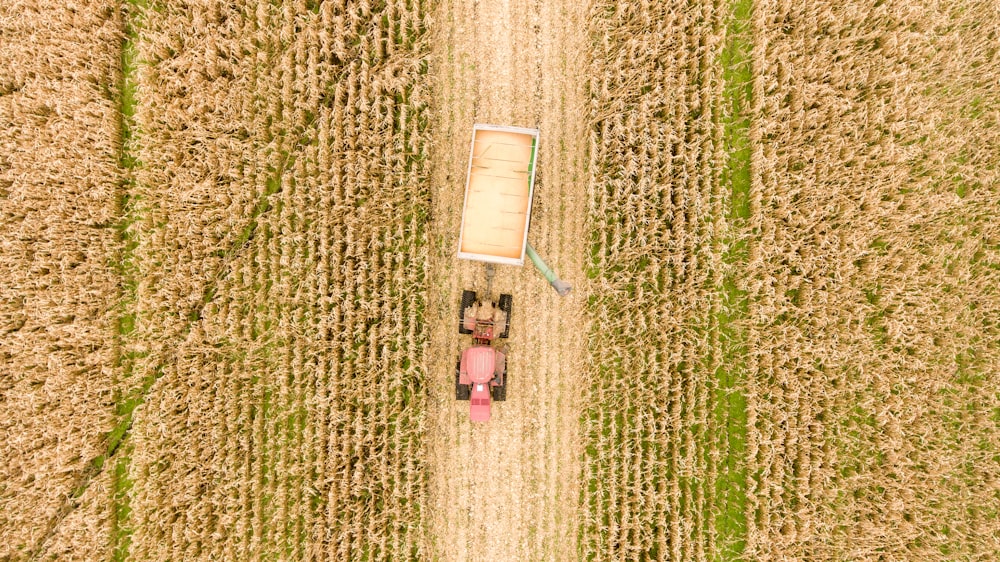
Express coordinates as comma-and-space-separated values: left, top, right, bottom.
1, 0, 998, 561
745, 0, 1000, 558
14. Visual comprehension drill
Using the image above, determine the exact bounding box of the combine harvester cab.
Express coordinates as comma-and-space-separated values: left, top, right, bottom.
454, 124, 536, 421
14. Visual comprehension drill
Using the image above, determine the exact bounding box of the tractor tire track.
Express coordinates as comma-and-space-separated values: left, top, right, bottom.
424, 0, 590, 559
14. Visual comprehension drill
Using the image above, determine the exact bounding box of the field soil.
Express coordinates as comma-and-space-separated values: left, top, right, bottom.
424, 0, 590, 559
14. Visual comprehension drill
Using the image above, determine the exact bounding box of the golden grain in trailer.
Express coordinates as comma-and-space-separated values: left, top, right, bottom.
457, 124, 539, 265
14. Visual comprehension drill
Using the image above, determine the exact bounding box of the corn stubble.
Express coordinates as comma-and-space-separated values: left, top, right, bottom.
745, 0, 1000, 559
126, 1, 430, 559
0, 1, 120, 559
582, 1, 733, 559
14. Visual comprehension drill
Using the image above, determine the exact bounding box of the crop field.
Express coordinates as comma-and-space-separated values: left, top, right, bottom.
124, 0, 431, 559
582, 0, 737, 559
745, 0, 1000, 558
1, 1, 121, 559
2, 0, 998, 561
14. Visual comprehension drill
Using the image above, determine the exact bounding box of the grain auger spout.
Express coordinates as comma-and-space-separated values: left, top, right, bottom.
526, 243, 571, 297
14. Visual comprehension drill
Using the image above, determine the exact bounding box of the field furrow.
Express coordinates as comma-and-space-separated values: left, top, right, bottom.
424, 0, 589, 559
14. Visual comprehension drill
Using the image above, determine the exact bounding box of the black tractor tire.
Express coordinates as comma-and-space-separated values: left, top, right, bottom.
455, 360, 470, 400
492, 371, 507, 402
458, 290, 476, 335
498, 293, 513, 338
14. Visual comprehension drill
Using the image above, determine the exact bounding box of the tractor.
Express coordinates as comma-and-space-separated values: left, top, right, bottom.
451, 124, 569, 421
455, 289, 511, 422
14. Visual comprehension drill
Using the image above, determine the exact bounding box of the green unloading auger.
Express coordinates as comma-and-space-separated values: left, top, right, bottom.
526, 243, 571, 296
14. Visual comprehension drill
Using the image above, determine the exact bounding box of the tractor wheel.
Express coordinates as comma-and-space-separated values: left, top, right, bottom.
455, 360, 470, 400
458, 290, 476, 335
492, 373, 507, 402
498, 293, 513, 338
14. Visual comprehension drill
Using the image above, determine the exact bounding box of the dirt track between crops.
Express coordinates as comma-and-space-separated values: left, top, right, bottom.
424, 0, 590, 559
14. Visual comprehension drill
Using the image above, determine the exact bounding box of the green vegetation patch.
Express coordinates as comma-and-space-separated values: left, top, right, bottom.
111, 1, 147, 558
714, 0, 753, 558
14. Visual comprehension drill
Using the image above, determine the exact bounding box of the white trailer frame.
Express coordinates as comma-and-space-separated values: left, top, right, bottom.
456, 124, 539, 266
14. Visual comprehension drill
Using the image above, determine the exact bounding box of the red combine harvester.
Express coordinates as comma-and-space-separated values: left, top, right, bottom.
455, 290, 511, 422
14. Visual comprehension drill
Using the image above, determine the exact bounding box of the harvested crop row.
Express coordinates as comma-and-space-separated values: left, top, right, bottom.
0, 1, 121, 558
582, 1, 735, 559
126, 0, 430, 559
745, 0, 1000, 559
422, 0, 591, 558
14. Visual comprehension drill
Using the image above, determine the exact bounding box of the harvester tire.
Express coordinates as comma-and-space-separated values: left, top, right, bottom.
498, 293, 513, 338
455, 361, 470, 400
492, 372, 507, 402
458, 290, 476, 335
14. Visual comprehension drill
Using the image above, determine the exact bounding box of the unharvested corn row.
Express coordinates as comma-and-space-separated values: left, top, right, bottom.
127, 1, 431, 559
745, 0, 1000, 559
582, 1, 731, 560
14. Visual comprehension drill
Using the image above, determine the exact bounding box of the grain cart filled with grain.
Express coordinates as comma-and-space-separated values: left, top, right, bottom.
457, 124, 539, 266
453, 124, 568, 421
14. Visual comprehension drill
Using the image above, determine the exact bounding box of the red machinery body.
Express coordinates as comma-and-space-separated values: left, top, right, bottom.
460, 346, 504, 422
455, 290, 511, 422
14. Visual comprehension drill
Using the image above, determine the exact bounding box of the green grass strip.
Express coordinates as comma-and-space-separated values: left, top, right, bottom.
714, 0, 752, 559
110, 1, 145, 559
